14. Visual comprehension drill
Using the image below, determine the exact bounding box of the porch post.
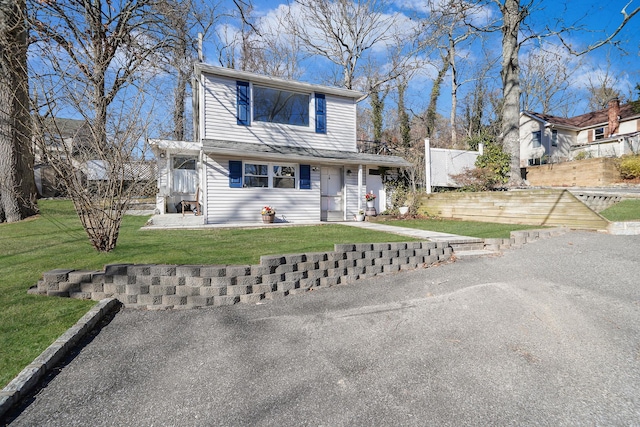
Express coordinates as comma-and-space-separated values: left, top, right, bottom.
358, 164, 363, 212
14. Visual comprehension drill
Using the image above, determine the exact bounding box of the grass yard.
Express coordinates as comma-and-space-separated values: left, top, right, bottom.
599, 199, 640, 221
0, 200, 416, 389
377, 218, 545, 239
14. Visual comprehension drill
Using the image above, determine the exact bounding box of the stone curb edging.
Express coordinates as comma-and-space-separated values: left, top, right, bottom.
608, 221, 640, 235
0, 298, 120, 420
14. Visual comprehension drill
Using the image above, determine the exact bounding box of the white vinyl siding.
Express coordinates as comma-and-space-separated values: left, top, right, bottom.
204, 155, 321, 224
202, 74, 357, 152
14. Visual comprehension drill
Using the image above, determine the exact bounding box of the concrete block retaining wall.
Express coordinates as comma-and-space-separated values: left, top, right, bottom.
30, 229, 567, 310
572, 192, 622, 213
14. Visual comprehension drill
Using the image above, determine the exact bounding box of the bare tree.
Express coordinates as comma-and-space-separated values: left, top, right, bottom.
215, 0, 305, 79
430, 0, 480, 146
582, 58, 627, 111
29, 0, 166, 252
519, 47, 578, 115
154, 0, 218, 141
0, 0, 37, 223
289, 0, 416, 90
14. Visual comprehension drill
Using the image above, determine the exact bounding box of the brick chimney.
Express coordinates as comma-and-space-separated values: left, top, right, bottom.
608, 98, 621, 136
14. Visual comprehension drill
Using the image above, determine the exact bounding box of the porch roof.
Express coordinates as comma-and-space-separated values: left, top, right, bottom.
202, 139, 411, 168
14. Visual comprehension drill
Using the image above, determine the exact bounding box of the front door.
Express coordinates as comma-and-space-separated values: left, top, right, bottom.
321, 166, 343, 221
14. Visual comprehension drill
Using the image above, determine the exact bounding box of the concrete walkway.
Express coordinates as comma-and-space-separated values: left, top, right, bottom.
145, 214, 478, 243
339, 220, 479, 242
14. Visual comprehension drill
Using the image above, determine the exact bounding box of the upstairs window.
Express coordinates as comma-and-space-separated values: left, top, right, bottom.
253, 86, 309, 127
594, 127, 605, 140
532, 131, 541, 148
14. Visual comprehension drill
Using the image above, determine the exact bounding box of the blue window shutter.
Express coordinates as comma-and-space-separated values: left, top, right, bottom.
300, 164, 311, 189
229, 160, 242, 188
237, 81, 250, 125
315, 93, 326, 134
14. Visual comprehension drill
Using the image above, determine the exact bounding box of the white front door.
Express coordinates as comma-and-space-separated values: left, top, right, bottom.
367, 170, 385, 212
321, 166, 343, 221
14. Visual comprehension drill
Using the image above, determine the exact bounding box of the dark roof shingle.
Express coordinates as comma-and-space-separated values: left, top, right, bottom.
525, 103, 639, 129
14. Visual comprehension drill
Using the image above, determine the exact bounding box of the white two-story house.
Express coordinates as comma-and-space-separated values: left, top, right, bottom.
150, 64, 409, 224
520, 98, 640, 166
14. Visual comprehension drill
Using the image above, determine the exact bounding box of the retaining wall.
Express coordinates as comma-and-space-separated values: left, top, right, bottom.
525, 158, 620, 187
30, 242, 452, 310
418, 190, 609, 230
30, 228, 568, 310
571, 192, 623, 213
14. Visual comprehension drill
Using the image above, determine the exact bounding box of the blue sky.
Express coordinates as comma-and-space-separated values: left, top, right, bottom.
203, 0, 640, 120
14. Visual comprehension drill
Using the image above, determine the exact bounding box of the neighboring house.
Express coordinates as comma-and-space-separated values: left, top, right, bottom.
32, 117, 93, 197
33, 117, 154, 197
33, 117, 93, 164
520, 99, 640, 166
150, 64, 409, 223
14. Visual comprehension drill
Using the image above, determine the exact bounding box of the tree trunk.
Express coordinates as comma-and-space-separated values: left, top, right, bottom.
0, 0, 37, 223
173, 67, 188, 141
425, 59, 450, 139
370, 88, 384, 143
500, 0, 525, 187
449, 35, 458, 147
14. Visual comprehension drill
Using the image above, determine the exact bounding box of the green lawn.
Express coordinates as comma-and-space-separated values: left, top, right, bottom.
0, 200, 416, 388
600, 199, 640, 221
1, 200, 552, 389
377, 218, 545, 239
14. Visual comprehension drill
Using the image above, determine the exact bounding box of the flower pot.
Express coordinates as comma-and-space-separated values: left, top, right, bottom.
366, 200, 375, 208
399, 206, 409, 215
262, 214, 275, 223
355, 214, 365, 222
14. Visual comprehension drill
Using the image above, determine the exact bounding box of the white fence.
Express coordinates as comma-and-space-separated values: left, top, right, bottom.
424, 138, 482, 191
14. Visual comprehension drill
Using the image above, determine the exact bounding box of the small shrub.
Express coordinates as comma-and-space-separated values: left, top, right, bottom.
474, 139, 510, 186
619, 155, 640, 179
450, 134, 510, 191
450, 167, 500, 191
574, 151, 591, 161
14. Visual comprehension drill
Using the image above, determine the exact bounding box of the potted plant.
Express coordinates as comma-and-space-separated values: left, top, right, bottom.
261, 206, 276, 223
365, 192, 376, 208
355, 209, 365, 221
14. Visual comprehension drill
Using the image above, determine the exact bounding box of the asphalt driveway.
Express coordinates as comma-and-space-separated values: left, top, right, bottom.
5, 232, 640, 426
